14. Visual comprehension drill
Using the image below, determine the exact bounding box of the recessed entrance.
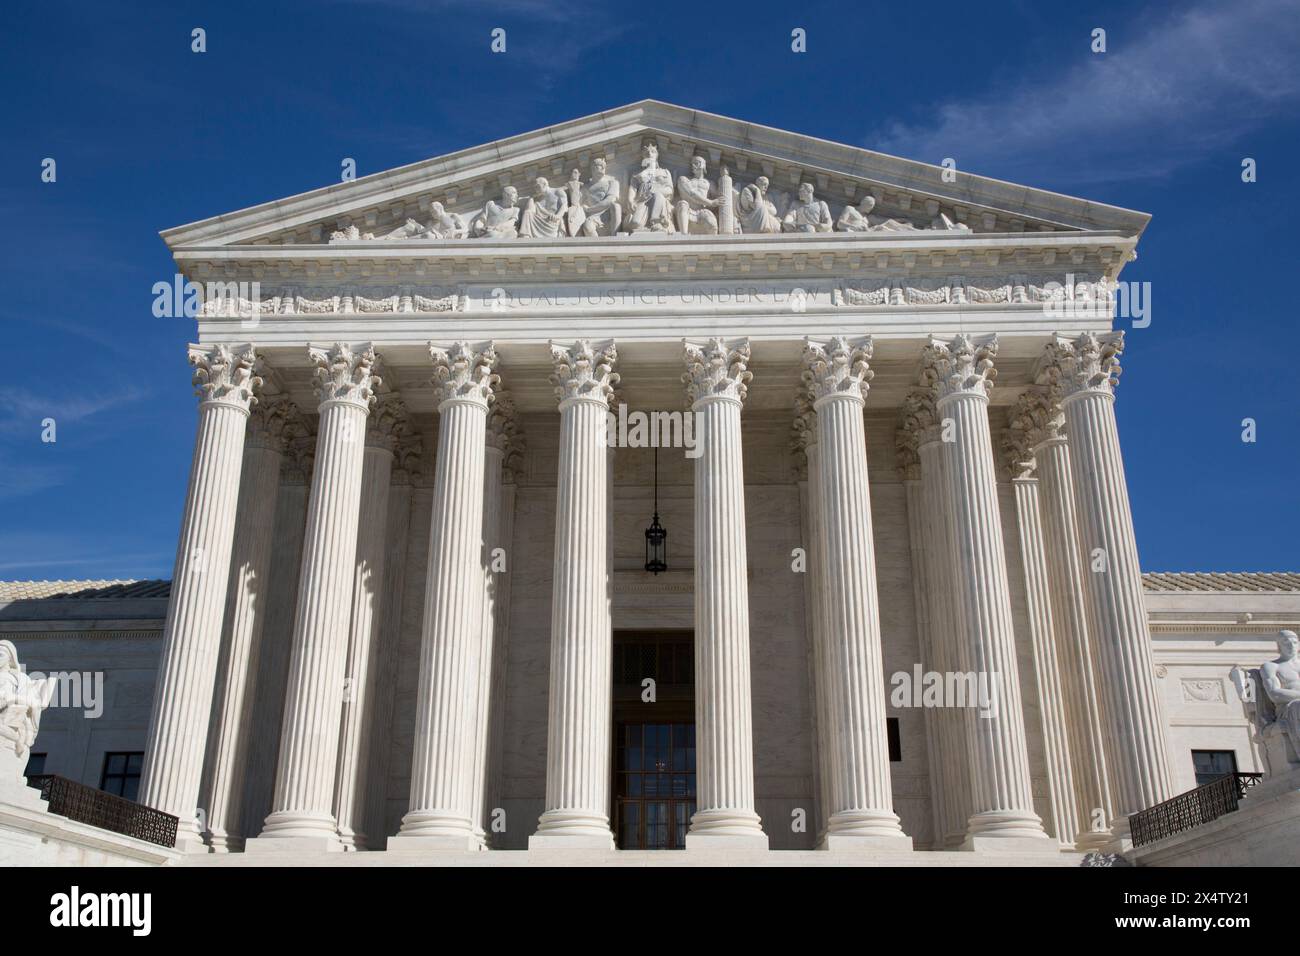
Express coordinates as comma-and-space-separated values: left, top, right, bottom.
611, 630, 695, 850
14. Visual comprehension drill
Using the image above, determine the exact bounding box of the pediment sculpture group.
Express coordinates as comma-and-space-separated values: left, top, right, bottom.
330, 142, 971, 243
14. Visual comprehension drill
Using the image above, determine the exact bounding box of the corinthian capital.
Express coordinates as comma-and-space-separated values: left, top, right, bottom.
189, 343, 262, 411
1008, 386, 1063, 450
550, 340, 619, 407
430, 341, 499, 408
895, 390, 940, 481
920, 333, 998, 402
310, 343, 380, 410
366, 391, 407, 450
1040, 331, 1123, 401
246, 394, 297, 450
683, 337, 752, 406
790, 390, 817, 477
802, 336, 874, 404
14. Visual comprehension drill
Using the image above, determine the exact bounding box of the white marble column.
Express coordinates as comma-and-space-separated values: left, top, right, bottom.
1001, 419, 1080, 848
682, 338, 767, 848
792, 401, 833, 840
392, 343, 498, 851
333, 392, 404, 850
362, 427, 422, 846
1017, 386, 1115, 850
804, 337, 910, 849
201, 393, 294, 852
1042, 332, 1173, 830
250, 344, 379, 852
531, 340, 618, 849
483, 463, 520, 847
921, 334, 1049, 850
139, 344, 261, 849
469, 392, 519, 842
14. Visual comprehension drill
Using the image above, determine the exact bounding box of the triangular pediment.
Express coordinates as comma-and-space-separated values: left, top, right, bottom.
161, 100, 1148, 251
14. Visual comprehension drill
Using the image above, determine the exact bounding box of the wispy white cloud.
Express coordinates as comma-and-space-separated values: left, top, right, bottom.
0, 385, 149, 438
869, 0, 1300, 185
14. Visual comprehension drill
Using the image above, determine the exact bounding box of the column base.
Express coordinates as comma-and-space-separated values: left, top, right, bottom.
245, 834, 344, 854
386, 832, 483, 852
528, 833, 616, 850
1073, 828, 1117, 853
204, 829, 245, 854
683, 831, 769, 850
819, 833, 913, 852
961, 834, 1058, 854
685, 807, 769, 850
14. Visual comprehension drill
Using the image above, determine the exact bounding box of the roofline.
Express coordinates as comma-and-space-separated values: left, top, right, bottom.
160, 99, 1150, 249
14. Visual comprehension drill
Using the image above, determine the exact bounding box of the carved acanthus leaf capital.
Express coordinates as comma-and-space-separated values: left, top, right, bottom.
683, 337, 752, 405
390, 419, 423, 485
1041, 331, 1123, 400
189, 343, 262, 411
366, 391, 407, 450
920, 333, 998, 402
430, 341, 499, 408
488, 391, 525, 480
790, 390, 817, 477
310, 343, 380, 410
1000, 421, 1037, 481
802, 335, 874, 405
281, 419, 316, 484
550, 340, 619, 407
894, 392, 937, 482
246, 394, 297, 451
1008, 386, 1063, 451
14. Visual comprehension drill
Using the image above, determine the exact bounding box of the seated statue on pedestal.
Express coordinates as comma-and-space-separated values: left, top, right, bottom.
0, 640, 54, 775
736, 176, 781, 234
1232, 630, 1300, 772
782, 182, 833, 233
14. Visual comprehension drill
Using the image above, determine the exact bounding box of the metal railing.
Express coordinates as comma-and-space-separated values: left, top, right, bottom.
27, 775, 179, 849
1129, 772, 1262, 848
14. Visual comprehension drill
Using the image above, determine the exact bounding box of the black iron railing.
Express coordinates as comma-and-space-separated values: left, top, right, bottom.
1129, 772, 1262, 848
27, 775, 179, 849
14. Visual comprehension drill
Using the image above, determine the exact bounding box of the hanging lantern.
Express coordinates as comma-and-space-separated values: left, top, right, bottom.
644, 446, 667, 574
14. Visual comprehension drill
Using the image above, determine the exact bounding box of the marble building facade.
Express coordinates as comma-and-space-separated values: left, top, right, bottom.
9, 102, 1296, 859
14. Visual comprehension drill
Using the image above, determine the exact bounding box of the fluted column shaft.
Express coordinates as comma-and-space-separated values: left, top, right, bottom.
797, 435, 834, 837
394, 343, 497, 849
1009, 475, 1080, 847
334, 428, 396, 850
683, 338, 765, 846
139, 344, 260, 849
923, 335, 1047, 847
805, 337, 908, 848
533, 340, 617, 847
1033, 435, 1114, 849
254, 344, 378, 849
917, 436, 974, 847
469, 443, 505, 840
202, 400, 290, 852
1047, 333, 1173, 825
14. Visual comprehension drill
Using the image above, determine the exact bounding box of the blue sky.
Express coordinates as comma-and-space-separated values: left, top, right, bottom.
1, 0, 1297, 579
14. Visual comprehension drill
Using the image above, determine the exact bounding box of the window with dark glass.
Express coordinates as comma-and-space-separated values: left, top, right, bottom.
1191, 749, 1238, 787
613, 722, 696, 849
887, 717, 902, 762
24, 752, 46, 777
99, 751, 144, 801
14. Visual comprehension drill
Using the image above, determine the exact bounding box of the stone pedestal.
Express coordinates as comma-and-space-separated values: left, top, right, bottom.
391, 343, 497, 852
139, 344, 261, 851
682, 338, 767, 849
531, 341, 618, 850
251, 344, 378, 852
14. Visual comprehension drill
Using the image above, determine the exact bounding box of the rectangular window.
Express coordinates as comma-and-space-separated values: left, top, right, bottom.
887, 717, 902, 763
1191, 749, 1238, 787
24, 752, 46, 777
99, 751, 144, 801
